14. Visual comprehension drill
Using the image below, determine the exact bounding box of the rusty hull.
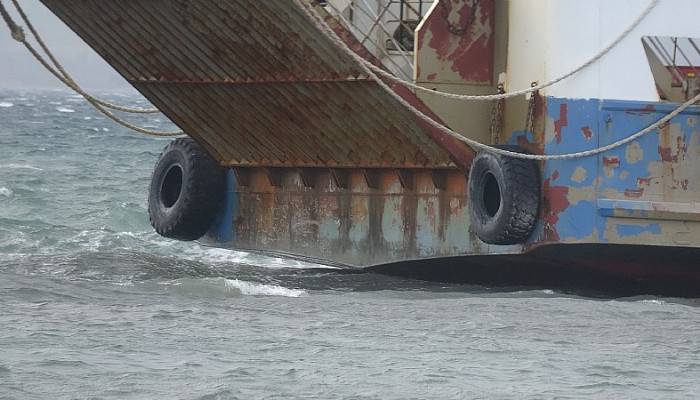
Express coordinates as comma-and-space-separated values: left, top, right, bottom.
200, 167, 501, 266
39, 0, 472, 169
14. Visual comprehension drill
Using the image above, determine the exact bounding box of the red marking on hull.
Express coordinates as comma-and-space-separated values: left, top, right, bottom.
553, 104, 568, 144
637, 177, 654, 186
420, 0, 495, 83
602, 156, 620, 168
542, 175, 570, 242
658, 146, 678, 162
581, 126, 593, 140
626, 104, 657, 115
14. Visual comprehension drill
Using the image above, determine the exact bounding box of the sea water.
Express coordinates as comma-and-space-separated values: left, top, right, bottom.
1, 90, 700, 400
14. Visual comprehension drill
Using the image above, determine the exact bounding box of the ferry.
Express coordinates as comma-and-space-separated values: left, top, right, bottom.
4, 0, 700, 295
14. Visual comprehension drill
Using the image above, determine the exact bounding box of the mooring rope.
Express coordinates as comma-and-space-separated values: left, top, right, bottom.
296, 0, 700, 161
9, 0, 161, 114
0, 0, 183, 137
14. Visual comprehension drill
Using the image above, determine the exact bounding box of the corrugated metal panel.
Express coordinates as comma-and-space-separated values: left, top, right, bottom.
39, 0, 461, 168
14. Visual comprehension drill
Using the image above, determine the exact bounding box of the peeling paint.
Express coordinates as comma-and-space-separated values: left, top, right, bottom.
625, 142, 644, 164
571, 167, 588, 183
416, 0, 495, 84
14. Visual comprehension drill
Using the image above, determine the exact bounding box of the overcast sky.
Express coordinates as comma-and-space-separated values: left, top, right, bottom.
0, 0, 130, 91
3, 1, 699, 92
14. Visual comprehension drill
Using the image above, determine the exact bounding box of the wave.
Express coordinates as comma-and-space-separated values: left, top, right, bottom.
0, 163, 43, 171
640, 299, 666, 305
56, 107, 76, 113
172, 243, 333, 270
0, 102, 13, 108
145, 277, 308, 299
225, 279, 307, 297
0, 187, 12, 197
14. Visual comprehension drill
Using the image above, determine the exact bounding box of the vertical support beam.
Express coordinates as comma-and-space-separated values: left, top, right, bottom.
330, 168, 350, 189
396, 169, 414, 190
431, 170, 448, 190
363, 169, 381, 189
298, 168, 319, 188
265, 168, 284, 187
233, 167, 251, 187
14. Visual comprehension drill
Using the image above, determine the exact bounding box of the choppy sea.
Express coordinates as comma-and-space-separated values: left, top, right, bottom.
1, 90, 700, 400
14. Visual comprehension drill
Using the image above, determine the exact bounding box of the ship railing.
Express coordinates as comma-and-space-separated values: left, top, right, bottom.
321, 0, 433, 81
643, 35, 700, 101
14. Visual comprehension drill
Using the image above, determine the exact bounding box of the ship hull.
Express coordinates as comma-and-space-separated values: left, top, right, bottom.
371, 244, 700, 297
35, 0, 700, 293
196, 95, 700, 294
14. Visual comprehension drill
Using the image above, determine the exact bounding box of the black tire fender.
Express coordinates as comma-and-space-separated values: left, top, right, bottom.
468, 146, 541, 245
148, 138, 225, 241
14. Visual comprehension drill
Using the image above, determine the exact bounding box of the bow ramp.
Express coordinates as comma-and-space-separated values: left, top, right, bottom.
39, 0, 466, 169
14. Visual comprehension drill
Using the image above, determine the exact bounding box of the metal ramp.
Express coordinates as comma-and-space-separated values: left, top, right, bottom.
39, 0, 471, 169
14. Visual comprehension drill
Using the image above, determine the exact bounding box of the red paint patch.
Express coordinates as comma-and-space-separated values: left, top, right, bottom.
626, 104, 657, 115
658, 146, 677, 162
421, 0, 495, 83
581, 126, 593, 140
602, 157, 620, 168
427, 73, 438, 81
554, 104, 568, 144
551, 170, 560, 182
542, 177, 570, 242
624, 188, 645, 198
637, 177, 654, 186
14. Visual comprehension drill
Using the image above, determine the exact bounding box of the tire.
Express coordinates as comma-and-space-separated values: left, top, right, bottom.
468, 146, 540, 245
148, 138, 225, 241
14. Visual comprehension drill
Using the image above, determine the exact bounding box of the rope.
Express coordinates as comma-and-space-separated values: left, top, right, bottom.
0, 0, 22, 41
296, 0, 700, 161
327, 0, 658, 101
1, 0, 182, 137
9, 0, 160, 114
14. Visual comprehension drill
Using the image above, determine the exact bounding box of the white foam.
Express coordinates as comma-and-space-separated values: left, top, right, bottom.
224, 279, 307, 298
175, 246, 251, 265
0, 163, 43, 171
56, 107, 76, 113
641, 299, 666, 305
0, 102, 13, 108
179, 245, 334, 270
0, 187, 12, 197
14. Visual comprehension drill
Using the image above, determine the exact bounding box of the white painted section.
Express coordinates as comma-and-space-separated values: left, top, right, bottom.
507, 0, 700, 101
505, 0, 548, 95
